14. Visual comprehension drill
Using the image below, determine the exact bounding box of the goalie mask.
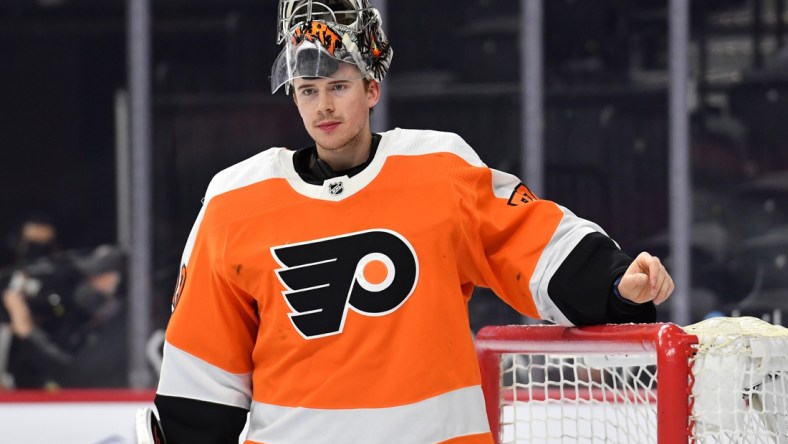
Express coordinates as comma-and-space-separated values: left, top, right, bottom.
271, 0, 393, 93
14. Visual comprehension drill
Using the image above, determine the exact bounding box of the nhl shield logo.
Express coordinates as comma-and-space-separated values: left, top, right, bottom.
328, 182, 344, 195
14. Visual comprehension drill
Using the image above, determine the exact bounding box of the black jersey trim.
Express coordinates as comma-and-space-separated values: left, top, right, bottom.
292, 133, 382, 185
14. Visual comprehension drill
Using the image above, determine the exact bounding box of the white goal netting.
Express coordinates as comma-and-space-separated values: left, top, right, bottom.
477, 318, 788, 443
499, 352, 658, 443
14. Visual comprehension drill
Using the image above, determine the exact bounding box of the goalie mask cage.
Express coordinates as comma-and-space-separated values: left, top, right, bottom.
476, 318, 788, 443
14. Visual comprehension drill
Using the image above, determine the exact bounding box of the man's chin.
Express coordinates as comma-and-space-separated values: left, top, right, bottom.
313, 135, 350, 152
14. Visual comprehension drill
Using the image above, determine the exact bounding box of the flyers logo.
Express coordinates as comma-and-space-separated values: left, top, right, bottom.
272, 229, 419, 339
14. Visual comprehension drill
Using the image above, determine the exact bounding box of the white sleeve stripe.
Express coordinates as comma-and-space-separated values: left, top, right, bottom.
529, 205, 609, 326
156, 340, 252, 410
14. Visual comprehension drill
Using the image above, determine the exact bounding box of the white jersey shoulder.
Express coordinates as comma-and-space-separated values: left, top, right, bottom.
201, 129, 487, 204
380, 128, 486, 168
204, 147, 292, 203
382, 128, 519, 200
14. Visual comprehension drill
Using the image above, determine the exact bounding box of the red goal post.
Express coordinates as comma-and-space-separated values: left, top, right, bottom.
476, 323, 698, 443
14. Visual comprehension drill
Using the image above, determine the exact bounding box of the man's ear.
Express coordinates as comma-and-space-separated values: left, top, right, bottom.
367, 80, 381, 108
292, 90, 298, 106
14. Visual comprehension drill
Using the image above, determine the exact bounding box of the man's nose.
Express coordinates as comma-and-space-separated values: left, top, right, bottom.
317, 89, 334, 114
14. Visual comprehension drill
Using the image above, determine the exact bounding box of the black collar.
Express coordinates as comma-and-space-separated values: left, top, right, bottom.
292, 133, 382, 185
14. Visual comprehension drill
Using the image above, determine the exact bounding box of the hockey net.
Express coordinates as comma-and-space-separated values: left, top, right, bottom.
475, 317, 788, 443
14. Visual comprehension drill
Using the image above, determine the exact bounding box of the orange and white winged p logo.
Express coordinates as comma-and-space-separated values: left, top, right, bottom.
271, 229, 419, 339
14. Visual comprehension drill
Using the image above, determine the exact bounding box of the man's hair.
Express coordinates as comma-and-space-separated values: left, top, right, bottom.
22, 212, 57, 229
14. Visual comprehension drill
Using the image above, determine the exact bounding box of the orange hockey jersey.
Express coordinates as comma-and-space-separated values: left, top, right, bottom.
155, 128, 651, 443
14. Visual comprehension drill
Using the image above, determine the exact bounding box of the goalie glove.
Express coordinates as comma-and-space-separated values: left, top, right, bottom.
136, 407, 167, 444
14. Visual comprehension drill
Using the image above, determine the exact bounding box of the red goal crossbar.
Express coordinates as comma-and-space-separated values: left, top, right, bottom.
476, 323, 698, 444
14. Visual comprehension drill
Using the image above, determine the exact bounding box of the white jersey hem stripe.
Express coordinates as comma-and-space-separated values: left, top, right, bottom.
245, 385, 490, 444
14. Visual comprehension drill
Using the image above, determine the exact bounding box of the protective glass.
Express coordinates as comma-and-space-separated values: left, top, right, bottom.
270, 40, 366, 94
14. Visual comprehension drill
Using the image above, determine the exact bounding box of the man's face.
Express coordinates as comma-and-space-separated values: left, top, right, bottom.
22, 222, 56, 244
17, 221, 57, 262
292, 63, 380, 153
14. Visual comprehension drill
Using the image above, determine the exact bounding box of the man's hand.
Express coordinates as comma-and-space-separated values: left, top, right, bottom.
617, 252, 674, 305
2, 289, 34, 338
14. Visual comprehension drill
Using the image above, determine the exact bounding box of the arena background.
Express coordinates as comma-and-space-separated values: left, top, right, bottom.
1, 1, 788, 439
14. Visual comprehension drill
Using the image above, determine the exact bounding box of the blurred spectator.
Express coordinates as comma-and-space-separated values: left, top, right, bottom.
0, 213, 74, 324
1, 245, 128, 389
0, 213, 74, 389
4, 213, 61, 269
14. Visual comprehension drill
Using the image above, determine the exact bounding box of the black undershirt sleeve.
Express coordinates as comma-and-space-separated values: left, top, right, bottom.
547, 232, 656, 326
155, 394, 248, 444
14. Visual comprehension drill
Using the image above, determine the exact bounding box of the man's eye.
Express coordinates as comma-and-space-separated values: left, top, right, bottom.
333, 84, 347, 91
301, 88, 315, 96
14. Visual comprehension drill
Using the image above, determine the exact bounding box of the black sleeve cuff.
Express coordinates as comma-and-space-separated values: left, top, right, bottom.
548, 232, 656, 325
155, 394, 248, 444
